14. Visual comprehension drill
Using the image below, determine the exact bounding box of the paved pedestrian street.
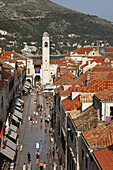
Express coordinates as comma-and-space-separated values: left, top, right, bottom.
16, 91, 59, 170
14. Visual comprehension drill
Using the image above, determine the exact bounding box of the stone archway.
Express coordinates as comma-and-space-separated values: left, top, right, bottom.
26, 79, 31, 84
34, 75, 41, 86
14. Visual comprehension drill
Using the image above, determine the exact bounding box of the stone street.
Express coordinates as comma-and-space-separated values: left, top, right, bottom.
16, 90, 59, 170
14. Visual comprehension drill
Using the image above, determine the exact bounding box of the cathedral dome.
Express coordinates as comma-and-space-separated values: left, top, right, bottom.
43, 32, 49, 37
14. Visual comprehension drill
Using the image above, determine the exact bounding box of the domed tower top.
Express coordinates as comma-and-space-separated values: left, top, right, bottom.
43, 32, 49, 37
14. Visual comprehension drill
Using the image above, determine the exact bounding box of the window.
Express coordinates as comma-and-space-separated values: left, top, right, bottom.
75, 137, 76, 149
110, 107, 113, 116
27, 61, 31, 65
82, 149, 84, 160
1, 96, 3, 108
45, 42, 48, 47
28, 68, 30, 74
85, 156, 88, 168
71, 132, 73, 142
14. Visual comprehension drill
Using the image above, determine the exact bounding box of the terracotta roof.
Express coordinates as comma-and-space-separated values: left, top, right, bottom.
62, 96, 81, 111
17, 67, 23, 73
106, 47, 113, 53
93, 66, 113, 72
93, 145, 113, 170
0, 60, 14, 69
73, 71, 113, 87
73, 106, 98, 131
54, 71, 76, 85
95, 87, 113, 101
81, 63, 88, 69
72, 47, 98, 55
82, 121, 113, 147
57, 86, 71, 96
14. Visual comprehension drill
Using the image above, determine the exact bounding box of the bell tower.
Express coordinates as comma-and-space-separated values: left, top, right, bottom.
42, 32, 50, 85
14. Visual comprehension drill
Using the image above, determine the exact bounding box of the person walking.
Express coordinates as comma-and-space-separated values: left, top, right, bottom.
36, 141, 39, 149
39, 140, 43, 149
39, 161, 43, 170
52, 148, 55, 158
27, 160, 32, 170
27, 152, 31, 163
37, 149, 40, 155
43, 162, 46, 170
53, 161, 57, 170
36, 153, 40, 164
23, 163, 26, 170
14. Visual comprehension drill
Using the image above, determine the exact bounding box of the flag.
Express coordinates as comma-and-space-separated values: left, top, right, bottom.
0, 127, 4, 147
1, 134, 4, 147
0, 127, 3, 137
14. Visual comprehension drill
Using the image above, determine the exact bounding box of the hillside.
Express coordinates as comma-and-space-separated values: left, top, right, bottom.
0, 0, 113, 54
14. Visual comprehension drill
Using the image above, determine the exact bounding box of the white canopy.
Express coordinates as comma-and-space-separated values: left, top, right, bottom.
4, 136, 16, 151
0, 146, 15, 160
15, 100, 21, 107
14, 109, 22, 119
17, 98, 24, 103
23, 86, 28, 92
15, 106, 21, 112
7, 130, 17, 140
9, 124, 17, 132
12, 115, 19, 122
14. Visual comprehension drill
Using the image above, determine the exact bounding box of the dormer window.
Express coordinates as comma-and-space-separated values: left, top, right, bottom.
45, 42, 48, 47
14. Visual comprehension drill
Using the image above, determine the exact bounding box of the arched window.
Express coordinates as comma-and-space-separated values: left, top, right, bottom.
44, 42, 48, 47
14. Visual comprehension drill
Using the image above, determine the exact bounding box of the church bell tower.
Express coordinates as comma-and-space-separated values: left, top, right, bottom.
42, 32, 50, 85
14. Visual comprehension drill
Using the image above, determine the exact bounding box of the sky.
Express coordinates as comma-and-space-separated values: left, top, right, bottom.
50, 0, 113, 22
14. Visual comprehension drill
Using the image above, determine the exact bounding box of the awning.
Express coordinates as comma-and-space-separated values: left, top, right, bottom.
15, 106, 21, 112
23, 86, 28, 92
15, 100, 21, 107
0, 146, 15, 161
12, 115, 19, 122
14, 110, 22, 119
17, 98, 24, 103
0, 146, 15, 160
9, 124, 17, 132
7, 130, 17, 140
25, 81, 31, 87
24, 84, 30, 89
4, 136, 16, 151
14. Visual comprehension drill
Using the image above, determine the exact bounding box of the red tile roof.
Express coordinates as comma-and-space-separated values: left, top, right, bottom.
95, 87, 113, 101
82, 121, 113, 147
57, 86, 71, 96
54, 71, 76, 85
93, 145, 113, 170
62, 96, 81, 111
72, 47, 98, 55
106, 47, 113, 53
73, 106, 98, 130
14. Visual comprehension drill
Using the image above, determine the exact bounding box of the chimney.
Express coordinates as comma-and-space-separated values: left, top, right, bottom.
97, 109, 100, 120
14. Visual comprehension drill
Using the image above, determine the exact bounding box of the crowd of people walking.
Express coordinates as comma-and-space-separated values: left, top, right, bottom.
22, 89, 57, 170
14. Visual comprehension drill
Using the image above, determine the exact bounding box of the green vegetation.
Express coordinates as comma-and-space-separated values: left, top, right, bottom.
0, 0, 113, 54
